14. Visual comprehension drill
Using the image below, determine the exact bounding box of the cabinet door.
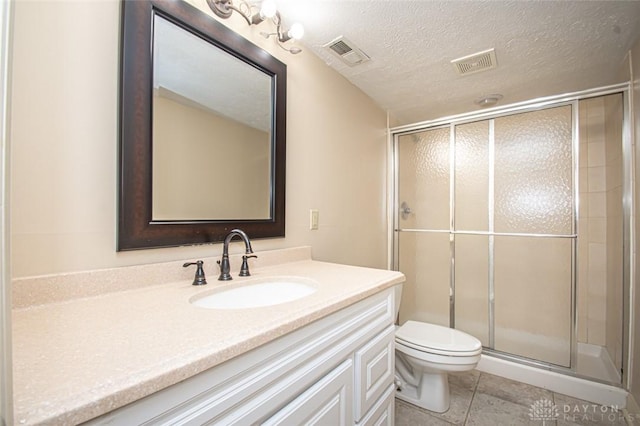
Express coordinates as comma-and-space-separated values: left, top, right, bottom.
354, 325, 395, 421
357, 384, 395, 426
263, 360, 353, 426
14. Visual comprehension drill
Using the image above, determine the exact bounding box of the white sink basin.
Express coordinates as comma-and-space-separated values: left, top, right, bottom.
190, 277, 318, 309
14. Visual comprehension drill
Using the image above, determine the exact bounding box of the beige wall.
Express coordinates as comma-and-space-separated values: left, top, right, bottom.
630, 36, 640, 410
9, 0, 388, 278
0, 0, 11, 423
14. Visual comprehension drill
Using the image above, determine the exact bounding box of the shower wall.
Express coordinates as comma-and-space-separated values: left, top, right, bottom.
605, 96, 624, 374
577, 94, 623, 373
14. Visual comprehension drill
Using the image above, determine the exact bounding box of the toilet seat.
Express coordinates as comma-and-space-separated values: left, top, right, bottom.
396, 321, 482, 356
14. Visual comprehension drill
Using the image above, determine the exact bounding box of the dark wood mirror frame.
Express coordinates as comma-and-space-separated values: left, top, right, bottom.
119, 0, 286, 251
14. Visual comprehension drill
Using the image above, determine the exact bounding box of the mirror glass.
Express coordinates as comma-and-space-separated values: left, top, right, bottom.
118, 0, 286, 251
152, 15, 272, 220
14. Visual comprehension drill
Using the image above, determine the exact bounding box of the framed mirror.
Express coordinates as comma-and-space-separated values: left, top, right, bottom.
119, 0, 286, 250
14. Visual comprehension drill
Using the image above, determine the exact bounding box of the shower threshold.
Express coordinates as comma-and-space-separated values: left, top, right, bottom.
476, 353, 626, 408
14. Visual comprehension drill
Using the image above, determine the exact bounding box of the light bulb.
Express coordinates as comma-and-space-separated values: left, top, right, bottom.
288, 22, 304, 40
260, 0, 277, 19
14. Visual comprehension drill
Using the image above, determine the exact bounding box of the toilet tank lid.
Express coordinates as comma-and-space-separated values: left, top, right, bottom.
396, 321, 482, 352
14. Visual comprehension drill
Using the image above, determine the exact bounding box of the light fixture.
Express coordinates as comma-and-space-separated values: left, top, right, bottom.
474, 94, 503, 108
259, 30, 302, 54
207, 0, 304, 54
250, 0, 276, 25
279, 22, 304, 43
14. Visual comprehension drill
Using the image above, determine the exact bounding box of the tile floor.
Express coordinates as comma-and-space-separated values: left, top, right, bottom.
395, 370, 629, 425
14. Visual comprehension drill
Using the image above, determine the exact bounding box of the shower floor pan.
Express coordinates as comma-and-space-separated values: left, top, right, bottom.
576, 342, 621, 384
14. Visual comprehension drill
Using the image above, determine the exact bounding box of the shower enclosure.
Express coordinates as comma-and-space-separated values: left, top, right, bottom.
392, 89, 628, 385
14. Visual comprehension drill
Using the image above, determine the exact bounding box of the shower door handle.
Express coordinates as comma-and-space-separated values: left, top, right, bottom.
400, 202, 412, 220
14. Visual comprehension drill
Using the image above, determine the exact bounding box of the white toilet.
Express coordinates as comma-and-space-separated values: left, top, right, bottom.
394, 320, 482, 413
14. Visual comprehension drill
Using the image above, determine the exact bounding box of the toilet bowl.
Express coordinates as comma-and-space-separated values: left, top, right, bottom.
395, 320, 482, 413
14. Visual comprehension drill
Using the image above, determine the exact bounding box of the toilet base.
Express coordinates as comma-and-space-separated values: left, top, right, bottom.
396, 370, 450, 413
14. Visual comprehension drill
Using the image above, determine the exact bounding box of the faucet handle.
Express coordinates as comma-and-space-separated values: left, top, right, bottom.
183, 260, 207, 286
239, 255, 258, 277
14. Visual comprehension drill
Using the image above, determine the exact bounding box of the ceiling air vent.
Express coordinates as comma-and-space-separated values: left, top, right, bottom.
451, 48, 497, 76
324, 36, 370, 66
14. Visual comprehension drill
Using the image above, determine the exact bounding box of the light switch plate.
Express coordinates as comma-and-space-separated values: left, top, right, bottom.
310, 209, 319, 230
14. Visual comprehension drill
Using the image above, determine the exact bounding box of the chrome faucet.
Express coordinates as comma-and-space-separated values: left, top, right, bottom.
217, 229, 256, 280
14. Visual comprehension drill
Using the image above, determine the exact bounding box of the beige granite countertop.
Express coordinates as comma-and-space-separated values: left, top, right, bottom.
12, 247, 405, 425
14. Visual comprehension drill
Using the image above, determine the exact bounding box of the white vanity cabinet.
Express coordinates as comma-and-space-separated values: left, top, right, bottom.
87, 287, 397, 425
263, 359, 354, 425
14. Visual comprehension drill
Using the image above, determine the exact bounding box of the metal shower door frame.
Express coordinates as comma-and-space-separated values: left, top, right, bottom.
391, 84, 630, 385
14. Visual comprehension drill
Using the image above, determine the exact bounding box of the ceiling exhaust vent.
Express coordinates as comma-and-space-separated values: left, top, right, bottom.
451, 48, 497, 76
324, 36, 370, 66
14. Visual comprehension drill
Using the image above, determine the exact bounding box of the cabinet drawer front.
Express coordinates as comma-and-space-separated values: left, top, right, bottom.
354, 325, 395, 421
263, 360, 354, 426
357, 384, 395, 426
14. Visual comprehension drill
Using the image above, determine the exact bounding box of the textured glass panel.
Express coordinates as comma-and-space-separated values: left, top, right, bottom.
455, 121, 489, 231
454, 234, 489, 345
494, 106, 573, 235
494, 237, 572, 366
397, 128, 450, 230
397, 232, 450, 326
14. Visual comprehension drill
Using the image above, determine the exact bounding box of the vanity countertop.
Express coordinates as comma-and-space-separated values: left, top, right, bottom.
11, 248, 405, 425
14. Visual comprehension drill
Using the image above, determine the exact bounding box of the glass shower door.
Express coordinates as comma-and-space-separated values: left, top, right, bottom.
396, 127, 451, 327
453, 120, 491, 346
395, 104, 575, 368
492, 106, 574, 367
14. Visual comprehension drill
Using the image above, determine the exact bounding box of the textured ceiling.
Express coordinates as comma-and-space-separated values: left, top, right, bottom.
275, 0, 640, 125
